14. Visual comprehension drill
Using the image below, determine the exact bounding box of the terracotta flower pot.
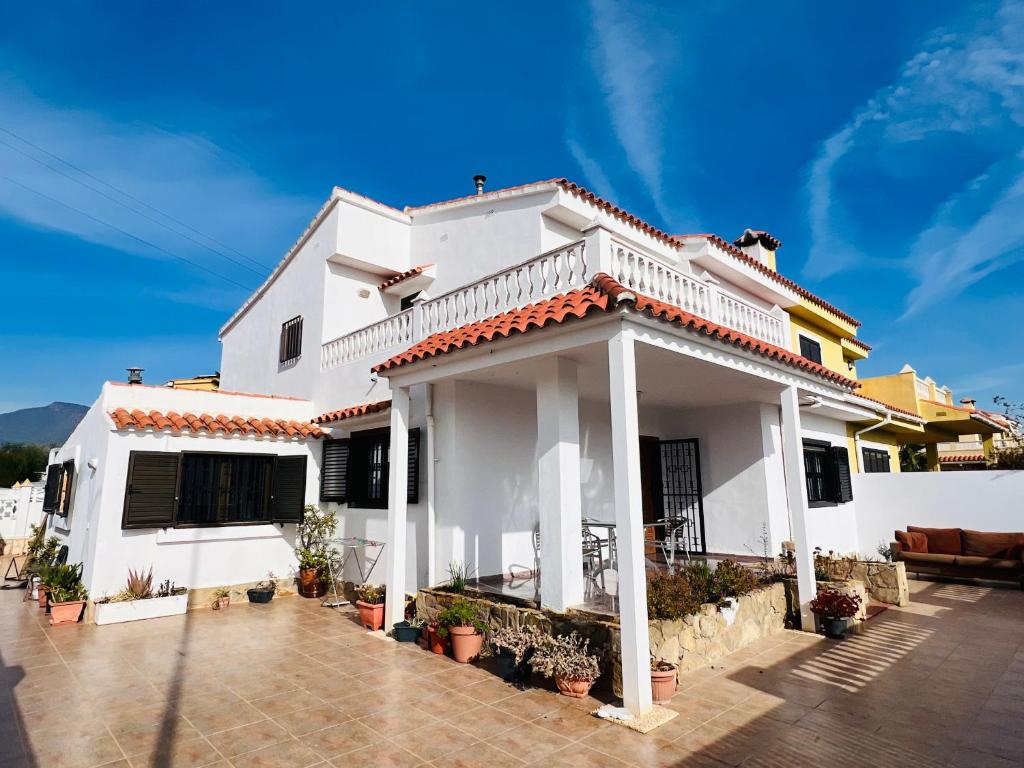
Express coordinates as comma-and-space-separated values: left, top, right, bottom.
37, 585, 48, 608
427, 624, 449, 655
49, 600, 85, 626
356, 600, 384, 631
449, 626, 483, 663
218, 596, 230, 610
555, 676, 594, 698
298, 568, 326, 598
651, 667, 677, 704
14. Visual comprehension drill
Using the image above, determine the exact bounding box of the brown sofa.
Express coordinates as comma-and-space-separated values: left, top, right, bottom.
892, 526, 1024, 589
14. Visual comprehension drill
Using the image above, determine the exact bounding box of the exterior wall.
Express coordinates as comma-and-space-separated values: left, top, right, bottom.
789, 315, 849, 376
47, 383, 321, 600
853, 471, 1024, 559
845, 426, 902, 474
0, 482, 43, 552
858, 370, 919, 415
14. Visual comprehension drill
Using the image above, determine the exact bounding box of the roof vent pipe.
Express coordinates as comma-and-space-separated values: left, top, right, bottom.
126, 367, 144, 385
473, 174, 486, 195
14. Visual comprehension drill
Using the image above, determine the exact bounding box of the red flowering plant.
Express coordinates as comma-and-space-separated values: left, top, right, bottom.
809, 588, 862, 619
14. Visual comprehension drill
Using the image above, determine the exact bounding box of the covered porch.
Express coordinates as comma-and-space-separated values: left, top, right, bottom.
376, 292, 848, 713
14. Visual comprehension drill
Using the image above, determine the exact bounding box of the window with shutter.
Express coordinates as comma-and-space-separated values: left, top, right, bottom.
272, 456, 307, 523
862, 447, 891, 473
56, 460, 76, 516
279, 316, 303, 364
177, 453, 274, 525
799, 336, 823, 365
42, 463, 61, 513
831, 446, 853, 503
344, 427, 421, 508
320, 439, 351, 502
407, 427, 421, 504
802, 439, 836, 507
122, 452, 181, 529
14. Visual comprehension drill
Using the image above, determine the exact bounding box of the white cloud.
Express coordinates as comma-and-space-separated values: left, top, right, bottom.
586, 0, 684, 227
805, 0, 1024, 315
0, 83, 314, 290
566, 134, 620, 204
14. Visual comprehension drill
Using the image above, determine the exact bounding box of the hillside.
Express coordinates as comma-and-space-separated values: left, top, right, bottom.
0, 401, 89, 446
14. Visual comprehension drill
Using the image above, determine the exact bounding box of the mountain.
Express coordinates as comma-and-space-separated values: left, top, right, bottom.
0, 402, 89, 446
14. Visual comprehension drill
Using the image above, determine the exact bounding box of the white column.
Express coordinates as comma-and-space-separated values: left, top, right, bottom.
536, 356, 585, 612
385, 385, 410, 631
779, 384, 816, 631
608, 330, 653, 714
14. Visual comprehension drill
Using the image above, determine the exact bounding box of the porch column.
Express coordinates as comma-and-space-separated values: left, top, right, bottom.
536, 356, 585, 612
608, 330, 653, 714
385, 385, 410, 631
925, 443, 940, 472
779, 385, 816, 631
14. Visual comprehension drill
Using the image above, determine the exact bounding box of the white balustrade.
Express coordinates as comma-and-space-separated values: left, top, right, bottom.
717, 293, 787, 347
321, 308, 414, 369
420, 242, 588, 336
607, 240, 714, 320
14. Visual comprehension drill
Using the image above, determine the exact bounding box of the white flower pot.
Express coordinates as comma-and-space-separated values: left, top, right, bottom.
719, 598, 738, 626
94, 594, 189, 625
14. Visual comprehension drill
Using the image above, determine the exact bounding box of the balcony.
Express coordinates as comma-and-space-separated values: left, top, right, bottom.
321, 237, 790, 371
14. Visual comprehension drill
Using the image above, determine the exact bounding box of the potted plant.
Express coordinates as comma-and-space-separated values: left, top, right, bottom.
47, 562, 88, 626
246, 571, 277, 604
427, 622, 449, 655
810, 587, 862, 639
393, 616, 423, 643
529, 631, 600, 698
651, 657, 677, 704
295, 505, 337, 598
488, 626, 541, 685
355, 584, 385, 631
212, 587, 233, 610
94, 568, 188, 625
437, 600, 487, 663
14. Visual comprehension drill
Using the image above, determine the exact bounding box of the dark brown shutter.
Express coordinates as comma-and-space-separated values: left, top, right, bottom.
279, 316, 303, 363
272, 456, 307, 523
42, 464, 61, 513
320, 439, 350, 503
407, 428, 421, 504
57, 460, 76, 516
122, 452, 181, 529
831, 446, 853, 503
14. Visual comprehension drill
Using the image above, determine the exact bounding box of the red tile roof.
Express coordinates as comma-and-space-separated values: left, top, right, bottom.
846, 337, 872, 352
733, 229, 782, 251
939, 454, 986, 464
109, 408, 323, 439
373, 274, 858, 389
678, 234, 861, 328
379, 264, 434, 291
312, 400, 392, 424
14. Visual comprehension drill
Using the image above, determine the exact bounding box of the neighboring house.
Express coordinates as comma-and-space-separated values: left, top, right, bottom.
165, 372, 220, 391
43, 381, 322, 601
858, 365, 1004, 471
47, 176, 954, 712
0, 478, 44, 555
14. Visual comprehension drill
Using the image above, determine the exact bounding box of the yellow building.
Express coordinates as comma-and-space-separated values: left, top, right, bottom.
165, 373, 221, 391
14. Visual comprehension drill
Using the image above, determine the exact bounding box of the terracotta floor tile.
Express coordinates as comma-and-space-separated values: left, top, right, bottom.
435, 741, 526, 768
272, 704, 349, 736
204, 719, 290, 758
227, 738, 322, 768
112, 719, 202, 757
184, 702, 265, 736
301, 720, 377, 760
389, 721, 480, 762
530, 744, 631, 767
483, 721, 573, 764
333, 743, 424, 767
125, 736, 221, 768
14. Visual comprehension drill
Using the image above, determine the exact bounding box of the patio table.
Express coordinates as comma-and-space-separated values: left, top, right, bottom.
321, 536, 386, 609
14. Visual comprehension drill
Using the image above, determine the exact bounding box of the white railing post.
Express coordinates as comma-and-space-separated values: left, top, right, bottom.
771, 304, 791, 350
584, 222, 614, 277
410, 296, 426, 344
702, 271, 722, 323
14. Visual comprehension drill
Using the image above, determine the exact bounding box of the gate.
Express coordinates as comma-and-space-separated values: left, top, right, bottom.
659, 438, 706, 554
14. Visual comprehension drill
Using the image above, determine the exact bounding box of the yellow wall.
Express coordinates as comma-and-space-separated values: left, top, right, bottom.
845, 426, 902, 473
789, 315, 852, 376
857, 371, 919, 415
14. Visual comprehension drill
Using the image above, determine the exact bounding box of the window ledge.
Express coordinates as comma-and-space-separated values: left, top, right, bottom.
156, 525, 285, 545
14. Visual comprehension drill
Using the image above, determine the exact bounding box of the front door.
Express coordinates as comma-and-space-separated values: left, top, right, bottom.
659, 438, 707, 554
639, 436, 663, 556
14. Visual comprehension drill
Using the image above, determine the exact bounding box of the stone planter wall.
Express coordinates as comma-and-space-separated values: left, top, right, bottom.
642, 582, 788, 675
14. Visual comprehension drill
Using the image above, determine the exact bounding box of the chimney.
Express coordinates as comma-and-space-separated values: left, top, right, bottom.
733, 229, 781, 271
126, 367, 144, 385
960, 397, 977, 410
473, 174, 487, 196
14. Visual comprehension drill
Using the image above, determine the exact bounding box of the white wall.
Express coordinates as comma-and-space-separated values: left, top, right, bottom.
853, 471, 1024, 558
799, 411, 860, 556
0, 483, 42, 547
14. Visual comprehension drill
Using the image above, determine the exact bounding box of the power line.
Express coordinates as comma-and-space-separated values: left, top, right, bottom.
0, 173, 256, 292
0, 123, 273, 272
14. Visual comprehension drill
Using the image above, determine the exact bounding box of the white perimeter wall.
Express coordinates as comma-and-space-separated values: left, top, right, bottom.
799, 411, 860, 556
853, 471, 1024, 558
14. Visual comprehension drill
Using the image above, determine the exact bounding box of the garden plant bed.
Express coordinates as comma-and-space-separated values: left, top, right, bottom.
94, 593, 189, 625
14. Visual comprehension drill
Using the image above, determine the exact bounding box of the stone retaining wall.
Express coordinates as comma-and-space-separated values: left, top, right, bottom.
820, 561, 909, 606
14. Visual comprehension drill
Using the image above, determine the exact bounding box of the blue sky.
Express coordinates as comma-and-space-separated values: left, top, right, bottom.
1, 1, 1022, 413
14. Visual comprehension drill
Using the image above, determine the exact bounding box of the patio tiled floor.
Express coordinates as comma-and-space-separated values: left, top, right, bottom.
2, 577, 1023, 767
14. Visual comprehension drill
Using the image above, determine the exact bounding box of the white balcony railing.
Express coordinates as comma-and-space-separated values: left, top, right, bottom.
321, 236, 790, 370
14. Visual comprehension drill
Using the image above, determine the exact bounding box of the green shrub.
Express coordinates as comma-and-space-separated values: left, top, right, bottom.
646, 559, 763, 619
713, 559, 759, 597
436, 599, 486, 637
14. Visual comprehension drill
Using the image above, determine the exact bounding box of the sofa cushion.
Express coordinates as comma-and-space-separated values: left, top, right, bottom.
895, 530, 928, 553
954, 555, 1023, 572
899, 552, 957, 566
908, 526, 963, 555
962, 530, 1024, 559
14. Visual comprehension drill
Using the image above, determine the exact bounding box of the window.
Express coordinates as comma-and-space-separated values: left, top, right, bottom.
42, 460, 76, 517
862, 447, 891, 473
802, 440, 853, 506
121, 451, 307, 529
799, 335, 823, 365
400, 292, 421, 311
320, 427, 420, 507
279, 316, 303, 364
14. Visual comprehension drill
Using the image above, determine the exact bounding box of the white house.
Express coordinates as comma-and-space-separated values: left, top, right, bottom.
0, 478, 44, 556
48, 176, 918, 713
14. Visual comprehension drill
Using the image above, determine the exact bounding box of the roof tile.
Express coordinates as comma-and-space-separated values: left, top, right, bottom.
313, 400, 392, 424
379, 264, 434, 291
939, 454, 986, 463
373, 273, 858, 389
109, 408, 323, 439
